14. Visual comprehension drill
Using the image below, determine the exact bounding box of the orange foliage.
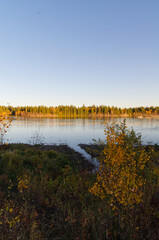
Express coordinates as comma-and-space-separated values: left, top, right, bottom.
0, 115, 12, 145
90, 121, 150, 209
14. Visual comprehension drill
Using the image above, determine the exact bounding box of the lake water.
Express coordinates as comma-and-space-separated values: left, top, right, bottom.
5, 117, 159, 159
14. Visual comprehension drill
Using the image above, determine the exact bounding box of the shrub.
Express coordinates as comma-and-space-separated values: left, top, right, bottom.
0, 115, 12, 145
90, 120, 150, 209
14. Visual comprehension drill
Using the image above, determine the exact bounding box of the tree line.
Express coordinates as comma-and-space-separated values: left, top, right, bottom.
0, 105, 159, 117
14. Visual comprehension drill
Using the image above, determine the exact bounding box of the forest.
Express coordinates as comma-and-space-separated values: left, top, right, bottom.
0, 105, 159, 117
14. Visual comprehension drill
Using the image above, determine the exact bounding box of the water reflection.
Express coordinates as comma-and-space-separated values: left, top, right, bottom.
5, 117, 159, 156
6, 117, 159, 143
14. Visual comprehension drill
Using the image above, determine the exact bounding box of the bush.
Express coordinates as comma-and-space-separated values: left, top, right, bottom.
89, 120, 159, 239
90, 120, 150, 209
0, 115, 11, 145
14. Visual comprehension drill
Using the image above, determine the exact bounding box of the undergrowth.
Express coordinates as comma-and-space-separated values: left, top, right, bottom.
0, 121, 158, 239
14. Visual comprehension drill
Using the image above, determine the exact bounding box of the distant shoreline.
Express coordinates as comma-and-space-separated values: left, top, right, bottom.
1, 105, 159, 119
9, 113, 159, 119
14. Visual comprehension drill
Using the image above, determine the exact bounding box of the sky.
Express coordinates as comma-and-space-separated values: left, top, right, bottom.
0, 0, 159, 108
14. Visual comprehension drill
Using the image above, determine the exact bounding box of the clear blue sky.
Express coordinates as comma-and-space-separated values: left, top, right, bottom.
0, 0, 159, 107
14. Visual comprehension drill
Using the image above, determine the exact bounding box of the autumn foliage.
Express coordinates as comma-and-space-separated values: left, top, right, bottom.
90, 121, 150, 209
0, 115, 12, 145
0, 121, 158, 239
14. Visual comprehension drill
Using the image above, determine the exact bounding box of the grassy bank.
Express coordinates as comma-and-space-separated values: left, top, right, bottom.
0, 143, 159, 239
4, 113, 159, 119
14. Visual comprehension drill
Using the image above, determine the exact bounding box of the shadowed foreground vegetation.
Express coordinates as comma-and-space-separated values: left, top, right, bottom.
0, 123, 159, 239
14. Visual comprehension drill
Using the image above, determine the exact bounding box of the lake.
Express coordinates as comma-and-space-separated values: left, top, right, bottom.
5, 117, 159, 159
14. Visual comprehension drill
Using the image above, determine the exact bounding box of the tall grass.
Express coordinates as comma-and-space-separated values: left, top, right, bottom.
0, 123, 158, 239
